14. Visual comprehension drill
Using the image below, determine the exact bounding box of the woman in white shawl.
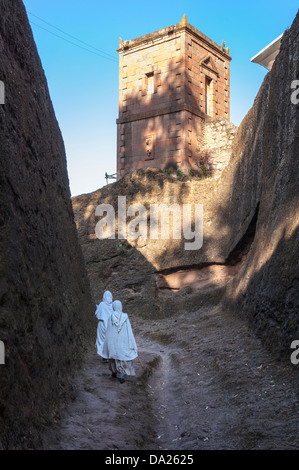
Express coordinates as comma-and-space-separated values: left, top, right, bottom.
95, 290, 113, 359
102, 300, 138, 383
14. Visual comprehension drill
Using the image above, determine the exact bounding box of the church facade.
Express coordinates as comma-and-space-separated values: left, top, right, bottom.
116, 15, 231, 179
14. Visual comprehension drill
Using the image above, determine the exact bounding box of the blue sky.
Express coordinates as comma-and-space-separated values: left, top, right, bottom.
22, 0, 298, 196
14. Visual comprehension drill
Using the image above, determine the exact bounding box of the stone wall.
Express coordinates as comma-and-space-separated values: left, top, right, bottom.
0, 0, 94, 449
117, 15, 231, 178
224, 11, 299, 358
199, 117, 238, 176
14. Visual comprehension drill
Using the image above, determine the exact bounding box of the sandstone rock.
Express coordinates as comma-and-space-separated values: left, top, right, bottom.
225, 11, 299, 358
0, 0, 94, 449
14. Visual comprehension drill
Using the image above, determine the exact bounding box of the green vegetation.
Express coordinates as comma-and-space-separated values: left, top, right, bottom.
200, 165, 208, 177
176, 168, 184, 178
116, 242, 126, 255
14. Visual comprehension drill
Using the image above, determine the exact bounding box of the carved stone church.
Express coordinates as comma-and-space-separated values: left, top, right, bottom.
116, 15, 233, 179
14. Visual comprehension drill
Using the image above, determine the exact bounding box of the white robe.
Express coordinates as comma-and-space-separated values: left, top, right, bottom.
102, 301, 138, 362
95, 291, 113, 357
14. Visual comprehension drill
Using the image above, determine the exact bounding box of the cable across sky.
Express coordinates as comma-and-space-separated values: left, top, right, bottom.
28, 11, 119, 63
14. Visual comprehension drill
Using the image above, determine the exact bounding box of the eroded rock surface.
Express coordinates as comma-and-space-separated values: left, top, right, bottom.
0, 0, 94, 449
225, 12, 299, 358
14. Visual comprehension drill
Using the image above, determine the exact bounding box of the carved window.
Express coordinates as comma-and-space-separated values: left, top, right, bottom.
147, 72, 154, 95
205, 77, 212, 115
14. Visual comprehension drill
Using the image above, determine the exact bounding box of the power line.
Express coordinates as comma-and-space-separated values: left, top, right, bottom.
30, 21, 118, 63
28, 11, 117, 61
28, 12, 118, 63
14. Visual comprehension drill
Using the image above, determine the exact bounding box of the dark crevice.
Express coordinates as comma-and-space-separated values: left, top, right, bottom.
155, 203, 259, 277
225, 203, 259, 266
157, 261, 225, 276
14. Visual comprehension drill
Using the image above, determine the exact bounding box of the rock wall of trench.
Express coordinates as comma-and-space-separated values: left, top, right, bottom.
0, 0, 94, 449
225, 11, 299, 358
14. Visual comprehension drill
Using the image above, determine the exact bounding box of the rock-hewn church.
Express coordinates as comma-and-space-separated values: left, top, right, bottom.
116, 15, 235, 179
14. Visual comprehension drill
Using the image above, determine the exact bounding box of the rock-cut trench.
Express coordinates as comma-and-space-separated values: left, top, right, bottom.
43, 302, 299, 450
43, 206, 299, 451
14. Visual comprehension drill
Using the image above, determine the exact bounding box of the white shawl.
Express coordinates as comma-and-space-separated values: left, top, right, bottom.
102, 300, 138, 361
95, 290, 113, 328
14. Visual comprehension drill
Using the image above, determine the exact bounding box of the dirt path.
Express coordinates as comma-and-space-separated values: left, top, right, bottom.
44, 304, 299, 450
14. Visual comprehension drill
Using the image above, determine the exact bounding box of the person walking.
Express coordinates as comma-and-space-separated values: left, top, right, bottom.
102, 300, 138, 383
95, 290, 113, 360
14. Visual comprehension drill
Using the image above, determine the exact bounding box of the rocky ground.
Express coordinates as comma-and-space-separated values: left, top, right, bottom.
43, 285, 299, 451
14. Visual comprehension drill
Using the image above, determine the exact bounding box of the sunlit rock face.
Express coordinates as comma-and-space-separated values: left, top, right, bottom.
0, 0, 94, 449
226, 11, 299, 358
